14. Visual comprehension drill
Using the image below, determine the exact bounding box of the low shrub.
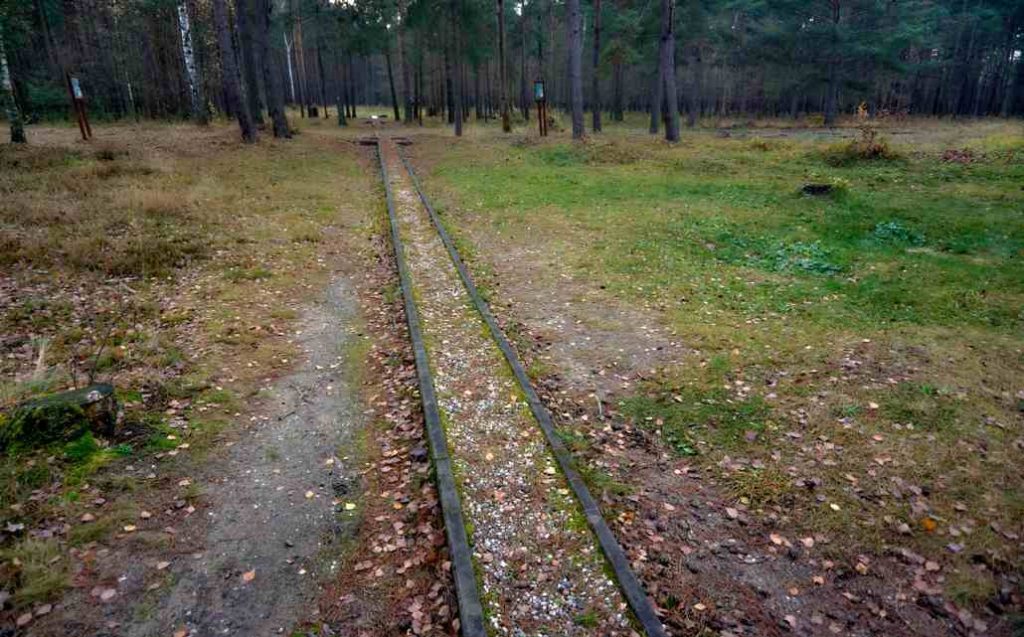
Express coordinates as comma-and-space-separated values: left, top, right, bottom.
871, 220, 925, 246
823, 126, 903, 166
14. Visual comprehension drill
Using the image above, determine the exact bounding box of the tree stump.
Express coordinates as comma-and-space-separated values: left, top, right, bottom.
1, 384, 121, 451
801, 183, 834, 196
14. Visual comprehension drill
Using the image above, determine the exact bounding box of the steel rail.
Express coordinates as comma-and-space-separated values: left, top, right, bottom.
375, 139, 487, 637
397, 150, 669, 637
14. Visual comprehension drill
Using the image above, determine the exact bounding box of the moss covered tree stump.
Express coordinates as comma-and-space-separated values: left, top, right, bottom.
1, 384, 120, 452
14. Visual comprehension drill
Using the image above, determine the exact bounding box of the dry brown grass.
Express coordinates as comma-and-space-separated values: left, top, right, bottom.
0, 117, 376, 620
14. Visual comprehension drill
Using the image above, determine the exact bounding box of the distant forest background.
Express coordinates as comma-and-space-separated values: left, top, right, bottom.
1, 0, 1022, 133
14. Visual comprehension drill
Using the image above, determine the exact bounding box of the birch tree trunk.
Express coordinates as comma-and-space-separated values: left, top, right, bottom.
0, 29, 26, 144
177, 1, 207, 124
283, 34, 296, 104
213, 0, 255, 142
659, 0, 679, 141
566, 0, 584, 138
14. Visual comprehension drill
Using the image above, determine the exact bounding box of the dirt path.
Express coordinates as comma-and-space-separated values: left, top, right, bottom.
381, 141, 633, 635
126, 280, 365, 637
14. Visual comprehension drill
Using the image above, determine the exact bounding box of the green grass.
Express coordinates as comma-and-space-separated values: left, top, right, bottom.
621, 388, 771, 457
424, 118, 1024, 610
436, 134, 1023, 331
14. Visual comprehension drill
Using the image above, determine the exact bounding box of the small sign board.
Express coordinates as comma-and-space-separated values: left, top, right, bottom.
70, 77, 84, 100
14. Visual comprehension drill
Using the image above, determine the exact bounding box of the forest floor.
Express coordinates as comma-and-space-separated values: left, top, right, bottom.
400, 115, 1024, 636
0, 112, 1021, 637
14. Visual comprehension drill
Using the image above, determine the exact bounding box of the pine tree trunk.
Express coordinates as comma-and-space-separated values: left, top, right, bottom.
400, 6, 413, 124
649, 69, 662, 134
824, 59, 839, 126
452, 0, 463, 137
613, 59, 623, 121
347, 54, 357, 118
497, 0, 511, 132
566, 0, 584, 138
177, 1, 208, 124
213, 0, 255, 142
520, 7, 529, 121
316, 41, 328, 118
333, 45, 347, 126
474, 63, 483, 120
0, 30, 26, 144
258, 0, 290, 137
385, 43, 400, 122
444, 42, 454, 123
659, 0, 679, 141
237, 0, 264, 126
591, 0, 602, 132
686, 46, 700, 127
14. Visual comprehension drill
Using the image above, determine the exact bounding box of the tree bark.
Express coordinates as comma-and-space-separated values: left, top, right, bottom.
497, 0, 511, 132
213, 0, 255, 142
333, 45, 347, 126
824, 59, 839, 126
385, 41, 401, 122
686, 45, 700, 127
649, 68, 662, 134
451, 0, 463, 136
566, 0, 584, 138
658, 0, 679, 141
283, 34, 296, 104
591, 0, 602, 132
0, 30, 26, 144
400, 4, 413, 124
823, 0, 841, 126
258, 0, 290, 137
316, 39, 328, 118
177, 1, 208, 124
347, 53, 357, 118
520, 5, 529, 121
237, 0, 264, 126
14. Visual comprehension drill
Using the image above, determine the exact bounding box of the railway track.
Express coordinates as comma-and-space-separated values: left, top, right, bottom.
376, 135, 668, 637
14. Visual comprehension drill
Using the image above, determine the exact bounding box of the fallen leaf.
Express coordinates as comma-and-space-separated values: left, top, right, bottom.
242, 569, 256, 583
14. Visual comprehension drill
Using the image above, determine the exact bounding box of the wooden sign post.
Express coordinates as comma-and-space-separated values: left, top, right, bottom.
65, 73, 92, 141
534, 78, 548, 137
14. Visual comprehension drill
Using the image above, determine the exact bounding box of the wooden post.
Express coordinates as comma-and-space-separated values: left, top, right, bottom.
65, 72, 91, 141
534, 78, 547, 137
